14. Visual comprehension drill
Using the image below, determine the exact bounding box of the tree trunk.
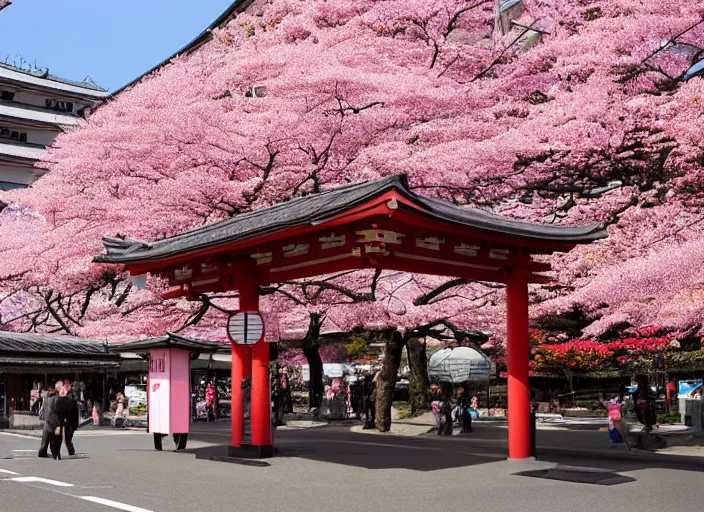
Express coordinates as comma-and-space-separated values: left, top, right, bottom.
303, 312, 324, 411
494, 0, 502, 37
407, 337, 431, 415
375, 331, 407, 432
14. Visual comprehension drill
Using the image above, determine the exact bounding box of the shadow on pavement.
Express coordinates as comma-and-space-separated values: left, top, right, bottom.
183, 422, 704, 473
538, 449, 704, 473
185, 427, 506, 471
516, 467, 636, 485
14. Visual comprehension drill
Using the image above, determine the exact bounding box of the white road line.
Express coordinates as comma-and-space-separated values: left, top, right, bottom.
80, 496, 153, 512
10, 476, 74, 487
0, 431, 40, 439
0, 469, 20, 475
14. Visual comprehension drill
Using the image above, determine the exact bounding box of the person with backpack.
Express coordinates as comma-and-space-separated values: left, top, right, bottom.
604, 395, 630, 450
457, 387, 473, 434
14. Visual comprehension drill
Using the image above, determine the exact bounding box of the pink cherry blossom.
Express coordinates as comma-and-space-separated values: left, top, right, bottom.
0, 0, 700, 349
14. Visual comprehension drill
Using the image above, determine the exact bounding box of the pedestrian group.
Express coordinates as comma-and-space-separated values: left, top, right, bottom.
38, 380, 79, 460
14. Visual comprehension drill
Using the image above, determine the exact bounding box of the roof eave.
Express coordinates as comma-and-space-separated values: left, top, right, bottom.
94, 174, 608, 269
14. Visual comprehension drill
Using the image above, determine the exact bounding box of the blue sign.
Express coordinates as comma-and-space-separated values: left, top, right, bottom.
678, 380, 703, 397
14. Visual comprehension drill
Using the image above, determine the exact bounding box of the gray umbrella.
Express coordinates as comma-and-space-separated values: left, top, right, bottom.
428, 347, 492, 384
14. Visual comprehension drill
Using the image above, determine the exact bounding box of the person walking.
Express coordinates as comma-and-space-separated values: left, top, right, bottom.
457, 388, 473, 434
52, 384, 74, 460
280, 368, 293, 414
205, 381, 217, 422
430, 385, 442, 433
438, 389, 454, 436
603, 395, 630, 450
362, 374, 376, 429
37, 381, 62, 459
61, 384, 80, 456
666, 380, 677, 411
271, 372, 283, 426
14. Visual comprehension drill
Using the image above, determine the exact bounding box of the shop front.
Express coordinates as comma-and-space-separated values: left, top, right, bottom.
0, 331, 121, 429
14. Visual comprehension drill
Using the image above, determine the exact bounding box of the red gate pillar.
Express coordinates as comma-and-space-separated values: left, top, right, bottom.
506, 273, 531, 459
231, 344, 251, 448
240, 277, 273, 457
251, 340, 272, 455
231, 274, 256, 450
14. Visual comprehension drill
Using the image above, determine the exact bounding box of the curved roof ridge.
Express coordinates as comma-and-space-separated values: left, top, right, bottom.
96, 173, 606, 266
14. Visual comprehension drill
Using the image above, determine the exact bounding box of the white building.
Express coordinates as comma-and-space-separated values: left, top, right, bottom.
0, 63, 109, 190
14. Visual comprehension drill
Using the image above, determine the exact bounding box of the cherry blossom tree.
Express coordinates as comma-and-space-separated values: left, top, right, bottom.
0, 0, 703, 428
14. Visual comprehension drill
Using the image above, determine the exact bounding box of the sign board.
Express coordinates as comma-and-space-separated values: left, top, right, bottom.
148, 350, 171, 434
227, 311, 265, 345
678, 380, 703, 398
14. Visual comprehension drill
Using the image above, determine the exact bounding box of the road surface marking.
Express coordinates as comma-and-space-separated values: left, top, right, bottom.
0, 432, 39, 439
11, 476, 74, 487
80, 496, 153, 512
0, 469, 20, 475
12, 450, 36, 452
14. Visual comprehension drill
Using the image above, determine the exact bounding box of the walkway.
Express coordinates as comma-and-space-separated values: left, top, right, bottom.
347, 411, 704, 460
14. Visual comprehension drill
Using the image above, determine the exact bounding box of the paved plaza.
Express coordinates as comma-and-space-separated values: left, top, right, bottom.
1, 422, 703, 512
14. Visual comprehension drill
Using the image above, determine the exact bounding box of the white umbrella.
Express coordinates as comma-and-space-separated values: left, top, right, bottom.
428, 347, 492, 384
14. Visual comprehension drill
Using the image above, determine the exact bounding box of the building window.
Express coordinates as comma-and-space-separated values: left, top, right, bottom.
0, 126, 28, 143
45, 98, 74, 113
0, 91, 14, 101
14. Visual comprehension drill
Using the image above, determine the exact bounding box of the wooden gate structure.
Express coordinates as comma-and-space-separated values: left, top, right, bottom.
96, 174, 606, 459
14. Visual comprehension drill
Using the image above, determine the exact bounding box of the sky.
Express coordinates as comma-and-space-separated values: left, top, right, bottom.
0, 0, 237, 92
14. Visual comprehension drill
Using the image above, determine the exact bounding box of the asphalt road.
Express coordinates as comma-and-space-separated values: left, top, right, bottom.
1, 423, 703, 512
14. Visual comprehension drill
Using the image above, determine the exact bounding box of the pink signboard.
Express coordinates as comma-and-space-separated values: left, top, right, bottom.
148, 350, 171, 433
148, 348, 191, 435
169, 350, 191, 434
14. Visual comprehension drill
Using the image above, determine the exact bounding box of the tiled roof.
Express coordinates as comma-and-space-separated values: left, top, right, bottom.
97, 174, 607, 265
0, 357, 120, 368
109, 332, 226, 353
0, 331, 112, 356
0, 63, 109, 97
